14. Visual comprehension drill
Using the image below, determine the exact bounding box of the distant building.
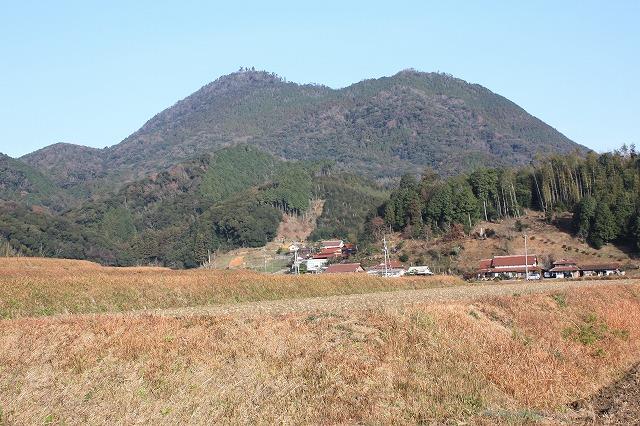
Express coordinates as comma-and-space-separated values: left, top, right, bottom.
366, 260, 408, 277
302, 258, 328, 273
548, 259, 580, 279
476, 255, 540, 279
579, 263, 623, 277
342, 242, 357, 256
324, 263, 365, 274
321, 240, 344, 250
406, 266, 433, 276
312, 247, 343, 259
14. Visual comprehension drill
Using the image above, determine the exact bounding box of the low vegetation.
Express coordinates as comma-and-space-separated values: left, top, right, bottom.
0, 260, 639, 424
0, 258, 460, 319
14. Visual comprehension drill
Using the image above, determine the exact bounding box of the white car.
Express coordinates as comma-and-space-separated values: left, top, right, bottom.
406, 266, 434, 276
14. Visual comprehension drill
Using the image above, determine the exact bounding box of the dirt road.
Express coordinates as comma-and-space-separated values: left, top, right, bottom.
140, 278, 639, 318
571, 362, 640, 425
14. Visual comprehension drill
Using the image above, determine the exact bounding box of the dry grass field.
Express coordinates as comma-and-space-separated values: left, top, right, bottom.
0, 257, 461, 319
1, 258, 640, 424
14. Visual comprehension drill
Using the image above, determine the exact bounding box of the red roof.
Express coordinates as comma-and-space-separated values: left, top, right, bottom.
491, 255, 538, 267
369, 261, 406, 272
324, 263, 364, 274
578, 263, 620, 271
498, 266, 542, 273
370, 260, 405, 269
479, 259, 492, 269
319, 247, 341, 254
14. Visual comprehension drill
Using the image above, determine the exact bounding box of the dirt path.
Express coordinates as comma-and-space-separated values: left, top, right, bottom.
570, 363, 640, 425
137, 278, 639, 318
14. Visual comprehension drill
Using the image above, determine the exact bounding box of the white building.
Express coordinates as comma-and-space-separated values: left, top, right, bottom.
302, 258, 328, 273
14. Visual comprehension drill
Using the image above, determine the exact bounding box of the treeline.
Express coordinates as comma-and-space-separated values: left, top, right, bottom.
380, 146, 640, 250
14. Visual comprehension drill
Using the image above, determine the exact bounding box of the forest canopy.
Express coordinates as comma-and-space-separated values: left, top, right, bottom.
380, 146, 640, 251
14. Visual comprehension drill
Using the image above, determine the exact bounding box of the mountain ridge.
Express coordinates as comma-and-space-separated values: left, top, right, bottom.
20, 69, 588, 195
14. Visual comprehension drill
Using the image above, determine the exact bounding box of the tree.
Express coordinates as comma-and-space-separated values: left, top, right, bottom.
573, 196, 596, 239
589, 202, 617, 249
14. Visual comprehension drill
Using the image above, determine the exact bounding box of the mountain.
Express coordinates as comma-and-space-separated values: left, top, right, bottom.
4, 69, 593, 267
22, 69, 587, 193
3, 145, 386, 267
0, 153, 68, 208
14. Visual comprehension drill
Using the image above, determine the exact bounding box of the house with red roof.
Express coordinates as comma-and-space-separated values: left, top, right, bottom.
324, 263, 365, 274
548, 259, 580, 278
476, 255, 540, 280
312, 247, 343, 260
578, 263, 623, 277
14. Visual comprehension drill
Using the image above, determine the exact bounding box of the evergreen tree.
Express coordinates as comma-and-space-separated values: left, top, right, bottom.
589, 202, 617, 249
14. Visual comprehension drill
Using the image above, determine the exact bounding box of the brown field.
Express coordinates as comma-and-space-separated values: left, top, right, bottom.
1, 258, 640, 424
0, 257, 461, 319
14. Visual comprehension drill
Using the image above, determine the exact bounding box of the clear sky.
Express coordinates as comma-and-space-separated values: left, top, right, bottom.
1, 0, 638, 158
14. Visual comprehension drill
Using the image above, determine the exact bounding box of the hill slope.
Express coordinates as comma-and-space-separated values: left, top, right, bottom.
22, 69, 587, 190
4, 145, 386, 267
0, 153, 68, 208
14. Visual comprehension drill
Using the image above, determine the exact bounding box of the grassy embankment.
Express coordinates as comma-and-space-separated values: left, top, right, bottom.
1, 258, 640, 424
0, 257, 460, 319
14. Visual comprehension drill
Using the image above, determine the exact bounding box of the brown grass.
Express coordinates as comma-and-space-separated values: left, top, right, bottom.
0, 257, 461, 319
1, 284, 640, 424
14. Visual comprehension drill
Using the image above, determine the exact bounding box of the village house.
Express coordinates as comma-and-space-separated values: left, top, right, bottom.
313, 239, 357, 260
312, 247, 343, 260
578, 263, 623, 277
324, 263, 365, 274
366, 260, 406, 277
299, 258, 328, 273
321, 240, 344, 250
548, 259, 580, 279
476, 255, 541, 280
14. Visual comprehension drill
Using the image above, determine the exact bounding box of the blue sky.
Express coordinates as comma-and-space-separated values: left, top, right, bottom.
1, 0, 638, 158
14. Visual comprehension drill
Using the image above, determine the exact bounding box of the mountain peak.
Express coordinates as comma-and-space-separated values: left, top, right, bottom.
22, 69, 586, 191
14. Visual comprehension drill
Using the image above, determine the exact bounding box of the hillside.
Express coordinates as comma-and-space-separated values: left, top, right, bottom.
373, 211, 640, 276
0, 153, 68, 209
21, 69, 587, 192
3, 145, 387, 267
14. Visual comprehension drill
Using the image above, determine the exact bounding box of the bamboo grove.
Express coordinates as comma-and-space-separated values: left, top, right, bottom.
381, 146, 640, 250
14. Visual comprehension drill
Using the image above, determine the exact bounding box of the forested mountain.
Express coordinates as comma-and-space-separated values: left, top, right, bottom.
2, 145, 386, 267
0, 153, 69, 209
21, 69, 586, 197
2, 69, 608, 267
379, 146, 640, 251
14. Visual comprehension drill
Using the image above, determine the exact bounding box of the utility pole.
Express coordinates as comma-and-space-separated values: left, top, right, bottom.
293, 246, 300, 275
263, 246, 267, 273
383, 235, 389, 278
524, 233, 529, 280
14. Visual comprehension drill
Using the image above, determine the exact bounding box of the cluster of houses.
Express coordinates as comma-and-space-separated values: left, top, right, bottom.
289, 239, 433, 276
476, 255, 624, 280
289, 239, 357, 273
286, 239, 625, 280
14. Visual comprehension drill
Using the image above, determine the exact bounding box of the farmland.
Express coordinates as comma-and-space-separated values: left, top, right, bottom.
0, 258, 460, 319
1, 258, 640, 424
